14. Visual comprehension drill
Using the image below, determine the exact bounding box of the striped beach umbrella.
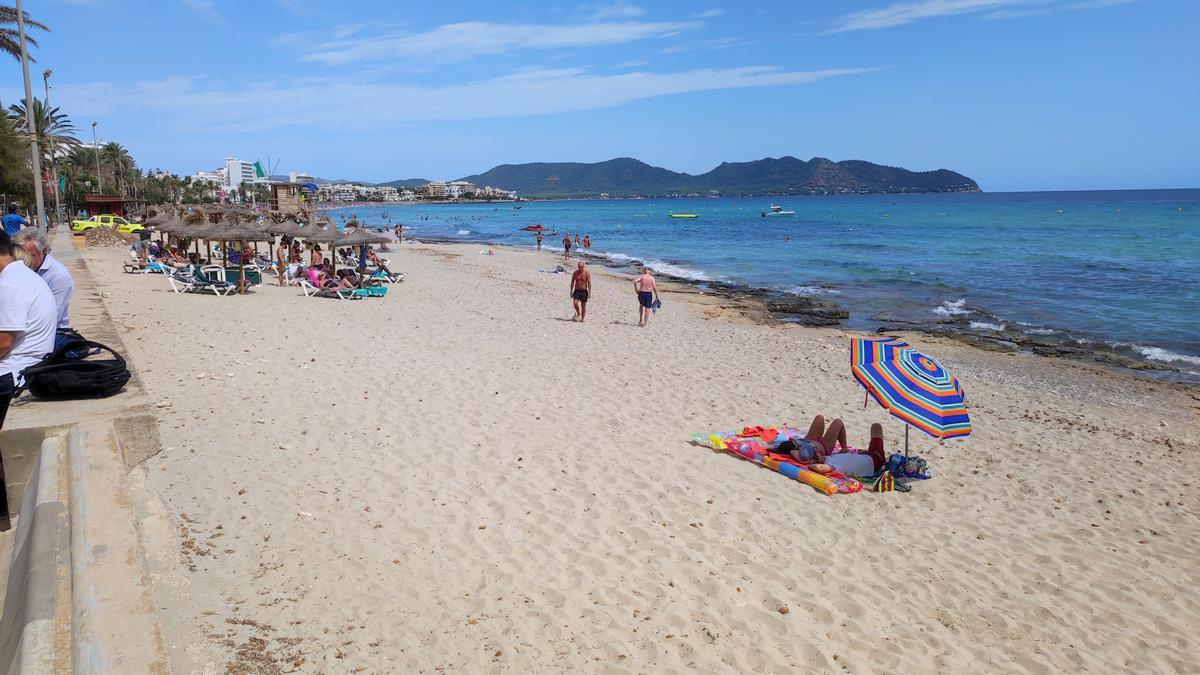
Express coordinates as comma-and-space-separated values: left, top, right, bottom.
850, 337, 971, 453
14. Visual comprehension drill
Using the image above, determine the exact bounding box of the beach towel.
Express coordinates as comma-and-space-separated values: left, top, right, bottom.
693, 428, 862, 495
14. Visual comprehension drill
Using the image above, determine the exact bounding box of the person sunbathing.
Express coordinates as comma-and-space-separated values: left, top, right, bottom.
366, 248, 394, 276
785, 415, 886, 473
334, 270, 357, 291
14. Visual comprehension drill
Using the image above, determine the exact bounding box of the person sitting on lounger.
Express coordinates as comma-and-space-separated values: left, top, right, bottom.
784, 415, 886, 474
366, 248, 393, 276
334, 269, 357, 291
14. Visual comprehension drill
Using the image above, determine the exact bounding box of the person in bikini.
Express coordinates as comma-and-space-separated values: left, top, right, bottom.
570, 262, 591, 322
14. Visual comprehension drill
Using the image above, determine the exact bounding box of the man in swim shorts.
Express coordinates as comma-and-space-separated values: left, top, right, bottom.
562, 233, 572, 258
633, 267, 658, 327
570, 262, 591, 322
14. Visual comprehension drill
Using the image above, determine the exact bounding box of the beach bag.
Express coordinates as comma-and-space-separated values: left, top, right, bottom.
19, 339, 130, 400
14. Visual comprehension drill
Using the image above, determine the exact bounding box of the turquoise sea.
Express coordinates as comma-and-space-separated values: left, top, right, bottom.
333, 189, 1200, 377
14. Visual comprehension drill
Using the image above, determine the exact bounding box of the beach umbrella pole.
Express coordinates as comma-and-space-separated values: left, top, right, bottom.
905, 425, 910, 463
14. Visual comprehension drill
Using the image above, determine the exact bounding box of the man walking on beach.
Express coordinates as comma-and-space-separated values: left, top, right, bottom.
562, 233, 572, 258
570, 262, 591, 322
535, 231, 543, 251
634, 267, 658, 328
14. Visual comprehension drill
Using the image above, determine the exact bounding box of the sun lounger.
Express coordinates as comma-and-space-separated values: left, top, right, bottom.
298, 280, 361, 300
168, 270, 237, 296
367, 270, 405, 284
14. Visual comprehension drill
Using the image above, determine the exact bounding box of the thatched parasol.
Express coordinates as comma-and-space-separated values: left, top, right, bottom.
266, 216, 305, 238
301, 226, 343, 272
220, 223, 270, 293
336, 229, 388, 272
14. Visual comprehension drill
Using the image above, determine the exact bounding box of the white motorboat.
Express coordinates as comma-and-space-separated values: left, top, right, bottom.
762, 204, 795, 217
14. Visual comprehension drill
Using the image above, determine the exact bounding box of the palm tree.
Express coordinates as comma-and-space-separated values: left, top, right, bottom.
101, 141, 135, 195
57, 145, 99, 210
0, 113, 31, 199
0, 6, 49, 61
7, 97, 78, 166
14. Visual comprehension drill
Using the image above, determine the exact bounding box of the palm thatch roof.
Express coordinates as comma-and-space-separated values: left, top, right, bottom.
336, 229, 387, 247
301, 226, 343, 244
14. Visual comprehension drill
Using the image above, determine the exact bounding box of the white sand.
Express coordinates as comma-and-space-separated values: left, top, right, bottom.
81, 240, 1200, 673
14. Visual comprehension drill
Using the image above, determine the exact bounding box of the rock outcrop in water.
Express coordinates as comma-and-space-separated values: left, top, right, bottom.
452, 156, 980, 198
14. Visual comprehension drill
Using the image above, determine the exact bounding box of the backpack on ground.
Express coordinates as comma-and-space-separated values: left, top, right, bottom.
19, 339, 131, 399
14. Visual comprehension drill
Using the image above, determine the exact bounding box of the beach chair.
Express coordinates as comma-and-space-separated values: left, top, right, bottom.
298, 279, 361, 300
367, 269, 405, 284
200, 264, 227, 283
167, 270, 237, 296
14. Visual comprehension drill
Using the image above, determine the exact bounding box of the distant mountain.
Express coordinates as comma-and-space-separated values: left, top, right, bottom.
455, 157, 979, 197
378, 178, 429, 188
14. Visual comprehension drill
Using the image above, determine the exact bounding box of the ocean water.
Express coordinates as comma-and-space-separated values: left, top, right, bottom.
332, 189, 1200, 375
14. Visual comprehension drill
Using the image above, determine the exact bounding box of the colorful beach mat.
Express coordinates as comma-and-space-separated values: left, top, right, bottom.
692, 427, 862, 496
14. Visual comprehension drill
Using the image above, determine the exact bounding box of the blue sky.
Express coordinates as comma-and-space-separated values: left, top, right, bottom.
4, 0, 1197, 190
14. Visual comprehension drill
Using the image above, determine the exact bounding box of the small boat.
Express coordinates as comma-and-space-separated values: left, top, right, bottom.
761, 204, 795, 217
669, 213, 699, 219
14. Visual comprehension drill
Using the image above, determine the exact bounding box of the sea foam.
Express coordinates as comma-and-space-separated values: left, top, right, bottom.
932, 299, 971, 317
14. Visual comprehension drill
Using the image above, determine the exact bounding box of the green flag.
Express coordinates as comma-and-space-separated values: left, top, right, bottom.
254, 161, 266, 178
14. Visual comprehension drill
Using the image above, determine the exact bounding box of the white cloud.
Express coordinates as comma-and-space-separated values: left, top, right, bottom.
300, 20, 699, 65
180, 0, 226, 25
694, 9, 726, 18
825, 0, 1030, 32
54, 66, 877, 133
825, 0, 1129, 31
985, 0, 1136, 19
275, 0, 309, 16
590, 2, 645, 19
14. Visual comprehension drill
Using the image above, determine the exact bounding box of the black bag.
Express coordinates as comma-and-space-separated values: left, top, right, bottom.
19, 339, 131, 399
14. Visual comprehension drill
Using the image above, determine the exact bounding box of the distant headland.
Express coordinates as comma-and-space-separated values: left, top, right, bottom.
381, 156, 980, 199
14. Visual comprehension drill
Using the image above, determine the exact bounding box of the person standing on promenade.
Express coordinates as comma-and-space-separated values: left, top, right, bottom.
563, 233, 572, 258
634, 267, 658, 328
570, 262, 591, 322
2, 206, 27, 237
535, 231, 543, 251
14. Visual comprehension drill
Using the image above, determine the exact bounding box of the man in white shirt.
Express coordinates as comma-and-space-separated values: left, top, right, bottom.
12, 229, 74, 330
0, 229, 57, 429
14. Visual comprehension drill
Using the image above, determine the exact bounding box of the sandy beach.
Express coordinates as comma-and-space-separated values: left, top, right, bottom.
77, 238, 1199, 673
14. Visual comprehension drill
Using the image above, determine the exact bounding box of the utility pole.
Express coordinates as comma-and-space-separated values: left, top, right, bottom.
15, 0, 47, 233
92, 122, 103, 193
43, 69, 62, 227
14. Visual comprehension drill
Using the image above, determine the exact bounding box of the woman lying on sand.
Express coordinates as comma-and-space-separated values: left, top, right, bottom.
782, 415, 887, 476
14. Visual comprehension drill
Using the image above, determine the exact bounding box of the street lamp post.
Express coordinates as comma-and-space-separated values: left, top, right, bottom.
91, 122, 103, 194
43, 69, 62, 227
14, 0, 47, 233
